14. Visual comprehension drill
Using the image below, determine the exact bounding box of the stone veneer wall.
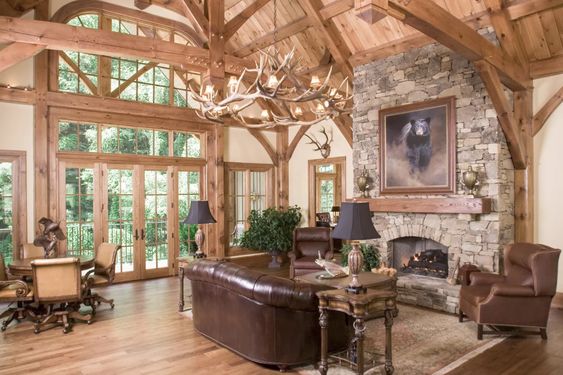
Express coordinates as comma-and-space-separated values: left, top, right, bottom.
352, 32, 515, 311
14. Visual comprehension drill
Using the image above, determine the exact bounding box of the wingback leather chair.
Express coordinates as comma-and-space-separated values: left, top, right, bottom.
459, 243, 561, 340
0, 254, 33, 331
32, 257, 92, 334
84, 243, 121, 313
288, 227, 333, 279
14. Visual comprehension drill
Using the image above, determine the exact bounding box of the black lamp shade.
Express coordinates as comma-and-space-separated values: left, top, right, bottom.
331, 201, 380, 240
183, 200, 216, 224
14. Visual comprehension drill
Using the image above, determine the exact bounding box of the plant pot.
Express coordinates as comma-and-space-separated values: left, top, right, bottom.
268, 252, 282, 268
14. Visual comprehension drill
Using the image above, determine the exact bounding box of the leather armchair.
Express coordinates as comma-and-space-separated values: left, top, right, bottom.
31, 257, 92, 334
459, 243, 561, 340
84, 243, 121, 313
0, 254, 33, 331
289, 227, 333, 279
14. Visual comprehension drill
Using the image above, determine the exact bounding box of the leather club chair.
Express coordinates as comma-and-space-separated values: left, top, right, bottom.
459, 243, 561, 340
84, 243, 121, 313
0, 254, 33, 331
288, 227, 333, 279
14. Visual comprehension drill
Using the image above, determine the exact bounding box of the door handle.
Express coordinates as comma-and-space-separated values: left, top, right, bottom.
134, 229, 139, 240
141, 229, 145, 240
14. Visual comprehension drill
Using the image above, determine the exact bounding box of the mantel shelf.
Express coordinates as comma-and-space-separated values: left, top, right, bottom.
350, 197, 492, 214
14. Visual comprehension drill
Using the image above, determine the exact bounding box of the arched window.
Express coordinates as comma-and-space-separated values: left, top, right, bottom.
55, 6, 202, 108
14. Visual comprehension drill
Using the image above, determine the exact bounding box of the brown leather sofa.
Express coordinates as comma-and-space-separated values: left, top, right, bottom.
186, 260, 349, 369
459, 243, 561, 339
288, 227, 333, 279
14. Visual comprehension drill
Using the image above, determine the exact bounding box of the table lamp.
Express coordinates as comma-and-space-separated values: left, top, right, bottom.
183, 200, 216, 259
331, 201, 380, 294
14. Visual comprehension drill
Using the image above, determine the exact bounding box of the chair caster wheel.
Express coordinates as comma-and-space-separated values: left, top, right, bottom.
87, 320, 92, 325
110, 303, 115, 309
63, 328, 70, 334
34, 329, 39, 334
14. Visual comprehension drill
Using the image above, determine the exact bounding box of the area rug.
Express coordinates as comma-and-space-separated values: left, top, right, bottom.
179, 290, 503, 374
297, 304, 504, 375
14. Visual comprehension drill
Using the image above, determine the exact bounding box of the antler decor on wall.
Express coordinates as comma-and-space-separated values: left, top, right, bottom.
304, 127, 333, 159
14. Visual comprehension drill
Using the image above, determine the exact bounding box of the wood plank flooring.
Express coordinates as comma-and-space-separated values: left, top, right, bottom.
1, 270, 562, 374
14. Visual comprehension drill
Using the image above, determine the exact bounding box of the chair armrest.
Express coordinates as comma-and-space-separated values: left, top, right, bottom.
287, 251, 298, 261
490, 284, 535, 297
470, 272, 505, 286
84, 269, 95, 280
0, 279, 30, 298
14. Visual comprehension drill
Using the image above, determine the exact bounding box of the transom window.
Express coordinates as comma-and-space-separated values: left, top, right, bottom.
58, 120, 202, 159
58, 13, 201, 107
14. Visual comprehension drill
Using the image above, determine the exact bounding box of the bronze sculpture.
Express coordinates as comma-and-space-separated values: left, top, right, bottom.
33, 217, 66, 258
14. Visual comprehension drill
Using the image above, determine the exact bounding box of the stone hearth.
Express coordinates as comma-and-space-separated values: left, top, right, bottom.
352, 30, 515, 313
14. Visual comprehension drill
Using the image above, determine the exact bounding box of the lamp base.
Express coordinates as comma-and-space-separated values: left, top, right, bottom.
194, 251, 206, 259
194, 227, 206, 259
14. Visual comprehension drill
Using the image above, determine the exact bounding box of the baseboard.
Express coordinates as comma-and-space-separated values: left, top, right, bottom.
552, 292, 563, 309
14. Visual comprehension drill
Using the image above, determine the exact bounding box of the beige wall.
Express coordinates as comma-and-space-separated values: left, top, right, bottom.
0, 103, 35, 242
288, 120, 353, 226
533, 73, 563, 292
223, 127, 276, 164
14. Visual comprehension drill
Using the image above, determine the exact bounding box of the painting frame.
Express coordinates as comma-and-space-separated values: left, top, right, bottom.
379, 96, 456, 195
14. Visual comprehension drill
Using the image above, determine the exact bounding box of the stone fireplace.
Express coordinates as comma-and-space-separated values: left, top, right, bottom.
391, 237, 449, 279
352, 31, 515, 313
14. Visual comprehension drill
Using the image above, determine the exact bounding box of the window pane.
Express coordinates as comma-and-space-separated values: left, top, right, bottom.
79, 124, 98, 152
155, 131, 169, 156
101, 127, 119, 154
119, 128, 136, 154
58, 122, 78, 151
137, 129, 152, 155
0, 162, 14, 265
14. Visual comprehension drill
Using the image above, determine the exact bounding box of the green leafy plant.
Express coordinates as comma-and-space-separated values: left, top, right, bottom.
237, 206, 302, 255
340, 243, 381, 271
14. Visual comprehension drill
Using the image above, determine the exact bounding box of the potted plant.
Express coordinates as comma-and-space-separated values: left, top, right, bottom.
340, 243, 381, 271
238, 206, 302, 268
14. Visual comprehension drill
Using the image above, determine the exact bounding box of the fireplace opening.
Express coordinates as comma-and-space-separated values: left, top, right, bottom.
391, 237, 449, 279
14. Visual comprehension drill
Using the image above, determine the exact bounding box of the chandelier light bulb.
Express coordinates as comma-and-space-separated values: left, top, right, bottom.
203, 84, 214, 100
267, 74, 279, 88
310, 75, 321, 89
316, 103, 325, 114
294, 106, 303, 117
227, 76, 237, 94
261, 109, 271, 121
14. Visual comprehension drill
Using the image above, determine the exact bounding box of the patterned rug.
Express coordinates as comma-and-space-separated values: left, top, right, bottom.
297, 304, 504, 375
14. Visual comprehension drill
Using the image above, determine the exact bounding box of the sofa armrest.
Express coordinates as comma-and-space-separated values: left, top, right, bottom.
490, 283, 535, 297
470, 272, 505, 286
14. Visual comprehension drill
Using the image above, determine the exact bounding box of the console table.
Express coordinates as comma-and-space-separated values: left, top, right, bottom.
177, 256, 193, 312
317, 288, 398, 375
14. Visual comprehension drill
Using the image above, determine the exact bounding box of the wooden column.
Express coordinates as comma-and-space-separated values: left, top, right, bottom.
34, 0, 50, 228
514, 90, 534, 242
207, 125, 225, 258
276, 127, 289, 208
206, 0, 225, 88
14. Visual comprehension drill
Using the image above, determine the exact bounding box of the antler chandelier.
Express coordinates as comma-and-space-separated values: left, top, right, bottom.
191, 48, 352, 128
190, 0, 352, 129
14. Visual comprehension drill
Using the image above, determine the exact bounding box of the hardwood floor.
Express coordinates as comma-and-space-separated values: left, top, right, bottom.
1, 271, 562, 374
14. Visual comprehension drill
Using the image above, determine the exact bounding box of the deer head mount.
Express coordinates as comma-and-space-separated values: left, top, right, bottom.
304, 127, 333, 159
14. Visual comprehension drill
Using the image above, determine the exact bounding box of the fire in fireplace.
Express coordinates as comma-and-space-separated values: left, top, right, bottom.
391, 237, 449, 279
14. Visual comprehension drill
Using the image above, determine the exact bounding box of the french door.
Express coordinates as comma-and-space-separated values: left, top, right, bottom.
59, 161, 201, 282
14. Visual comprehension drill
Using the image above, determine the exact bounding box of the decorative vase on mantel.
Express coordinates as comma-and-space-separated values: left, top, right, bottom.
356, 166, 370, 198
461, 166, 480, 196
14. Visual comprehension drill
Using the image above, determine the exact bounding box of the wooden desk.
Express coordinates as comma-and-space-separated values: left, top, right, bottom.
317, 288, 397, 375
8, 255, 95, 277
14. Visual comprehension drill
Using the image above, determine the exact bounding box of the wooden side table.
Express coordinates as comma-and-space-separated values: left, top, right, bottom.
177, 256, 193, 312
317, 288, 397, 375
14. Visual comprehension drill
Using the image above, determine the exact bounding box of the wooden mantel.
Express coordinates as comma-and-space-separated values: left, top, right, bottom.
352, 197, 492, 214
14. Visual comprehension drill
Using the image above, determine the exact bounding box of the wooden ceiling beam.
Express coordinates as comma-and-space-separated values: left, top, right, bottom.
231, 16, 313, 57
319, 0, 353, 20
133, 0, 152, 10
474, 60, 526, 169
297, 0, 354, 80
506, 0, 563, 21
286, 125, 312, 160
332, 114, 353, 146
179, 0, 210, 38
207, 0, 225, 85
369, 0, 530, 91
530, 54, 563, 78
224, 0, 270, 41
483, 0, 528, 67
0, 42, 44, 72
0, 86, 36, 104
248, 128, 278, 166
350, 11, 490, 66
0, 16, 253, 75
533, 85, 563, 136
7, 0, 44, 12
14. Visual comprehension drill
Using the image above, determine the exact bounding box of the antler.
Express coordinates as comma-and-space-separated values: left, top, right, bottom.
304, 133, 322, 151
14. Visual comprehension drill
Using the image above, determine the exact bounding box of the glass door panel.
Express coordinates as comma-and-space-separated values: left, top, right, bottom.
144, 169, 168, 271
64, 167, 95, 257
227, 170, 246, 245
318, 178, 335, 213
0, 162, 14, 264
250, 171, 267, 211
107, 168, 135, 274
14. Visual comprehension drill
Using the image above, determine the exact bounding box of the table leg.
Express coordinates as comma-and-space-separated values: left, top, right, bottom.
353, 318, 366, 374
178, 266, 185, 312
384, 309, 394, 375
319, 307, 328, 375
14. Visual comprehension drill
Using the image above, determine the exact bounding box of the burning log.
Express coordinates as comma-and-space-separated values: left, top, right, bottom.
402, 249, 448, 278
